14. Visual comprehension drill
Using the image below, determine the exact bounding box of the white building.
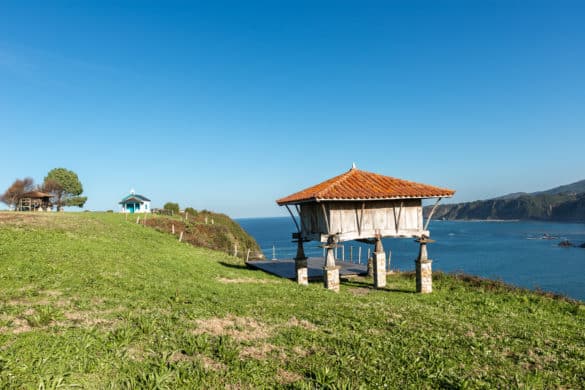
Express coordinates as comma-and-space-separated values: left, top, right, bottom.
119, 190, 151, 213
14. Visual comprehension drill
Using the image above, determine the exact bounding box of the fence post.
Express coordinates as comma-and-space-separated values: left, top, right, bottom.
272, 245, 277, 260
350, 246, 353, 263
179, 231, 183, 242
246, 248, 251, 262
358, 247, 362, 264
172, 224, 175, 234
136, 217, 140, 224
342, 245, 345, 261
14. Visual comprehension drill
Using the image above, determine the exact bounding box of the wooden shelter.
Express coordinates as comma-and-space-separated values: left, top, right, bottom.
276, 165, 455, 292
17, 191, 53, 212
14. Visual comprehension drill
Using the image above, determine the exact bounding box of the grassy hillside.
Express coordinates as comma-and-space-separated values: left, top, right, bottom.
0, 212, 584, 388
142, 211, 262, 260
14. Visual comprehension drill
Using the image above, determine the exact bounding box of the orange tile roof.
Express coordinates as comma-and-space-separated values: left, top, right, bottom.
276, 167, 455, 205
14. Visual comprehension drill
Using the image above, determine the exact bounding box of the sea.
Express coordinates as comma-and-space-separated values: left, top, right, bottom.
237, 217, 585, 301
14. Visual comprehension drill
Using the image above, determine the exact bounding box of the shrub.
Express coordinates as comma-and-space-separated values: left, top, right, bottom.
184, 207, 198, 217
163, 202, 180, 214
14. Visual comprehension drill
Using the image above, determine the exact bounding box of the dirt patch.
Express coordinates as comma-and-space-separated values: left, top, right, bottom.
277, 368, 303, 384
91, 297, 105, 306
6, 290, 72, 308
7, 297, 51, 306
193, 315, 315, 341
0, 213, 39, 224
169, 351, 195, 363
197, 354, 227, 371
193, 315, 271, 342
62, 311, 116, 328
216, 277, 274, 284
292, 346, 318, 358
8, 318, 32, 334
286, 316, 317, 331
240, 343, 285, 360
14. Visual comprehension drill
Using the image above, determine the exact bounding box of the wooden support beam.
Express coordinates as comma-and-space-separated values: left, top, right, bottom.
285, 204, 301, 233
393, 201, 404, 232
320, 203, 330, 234
356, 201, 365, 236
424, 197, 443, 231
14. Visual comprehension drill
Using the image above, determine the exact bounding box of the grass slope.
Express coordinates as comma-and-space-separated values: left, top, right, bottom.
143, 211, 262, 259
0, 213, 584, 388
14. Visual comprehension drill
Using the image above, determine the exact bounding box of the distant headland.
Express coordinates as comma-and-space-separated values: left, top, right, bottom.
424, 179, 585, 222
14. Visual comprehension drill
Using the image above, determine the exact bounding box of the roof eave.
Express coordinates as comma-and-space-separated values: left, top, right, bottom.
277, 193, 454, 205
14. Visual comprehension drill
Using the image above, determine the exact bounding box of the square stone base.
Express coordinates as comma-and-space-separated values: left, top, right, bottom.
415, 259, 433, 293
296, 267, 308, 286
323, 266, 340, 292
373, 252, 386, 288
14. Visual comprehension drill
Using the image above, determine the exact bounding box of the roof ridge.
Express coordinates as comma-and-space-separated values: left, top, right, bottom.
276, 167, 455, 205
314, 168, 357, 199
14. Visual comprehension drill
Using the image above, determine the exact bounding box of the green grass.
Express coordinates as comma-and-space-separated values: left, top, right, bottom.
0, 212, 584, 388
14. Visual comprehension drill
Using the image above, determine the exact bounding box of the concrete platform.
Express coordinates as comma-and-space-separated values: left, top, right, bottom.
246, 257, 368, 280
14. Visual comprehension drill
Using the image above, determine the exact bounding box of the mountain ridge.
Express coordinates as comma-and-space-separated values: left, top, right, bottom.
491, 179, 585, 200
425, 179, 585, 222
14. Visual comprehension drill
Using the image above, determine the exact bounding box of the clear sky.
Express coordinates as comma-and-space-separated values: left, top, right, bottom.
1, 1, 584, 217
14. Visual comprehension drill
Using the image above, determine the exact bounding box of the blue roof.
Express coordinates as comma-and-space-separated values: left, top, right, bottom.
119, 193, 151, 204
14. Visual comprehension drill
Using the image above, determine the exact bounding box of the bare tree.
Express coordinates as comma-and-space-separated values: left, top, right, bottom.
1, 178, 34, 210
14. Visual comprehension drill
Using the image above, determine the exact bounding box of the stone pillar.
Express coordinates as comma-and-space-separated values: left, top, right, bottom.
373, 236, 386, 288
294, 237, 309, 286
415, 237, 435, 293
323, 238, 340, 292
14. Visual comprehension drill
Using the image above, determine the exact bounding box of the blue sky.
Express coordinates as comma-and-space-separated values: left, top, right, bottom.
1, 1, 584, 217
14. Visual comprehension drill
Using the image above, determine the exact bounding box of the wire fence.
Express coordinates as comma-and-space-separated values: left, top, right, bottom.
261, 241, 392, 268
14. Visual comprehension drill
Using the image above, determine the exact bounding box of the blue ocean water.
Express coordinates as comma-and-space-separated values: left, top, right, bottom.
237, 217, 585, 301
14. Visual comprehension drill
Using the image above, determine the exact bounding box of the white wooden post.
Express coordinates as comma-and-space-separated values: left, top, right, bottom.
272, 245, 276, 260
179, 231, 183, 242
172, 224, 175, 234
246, 249, 251, 262
341, 245, 345, 261
358, 247, 362, 263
